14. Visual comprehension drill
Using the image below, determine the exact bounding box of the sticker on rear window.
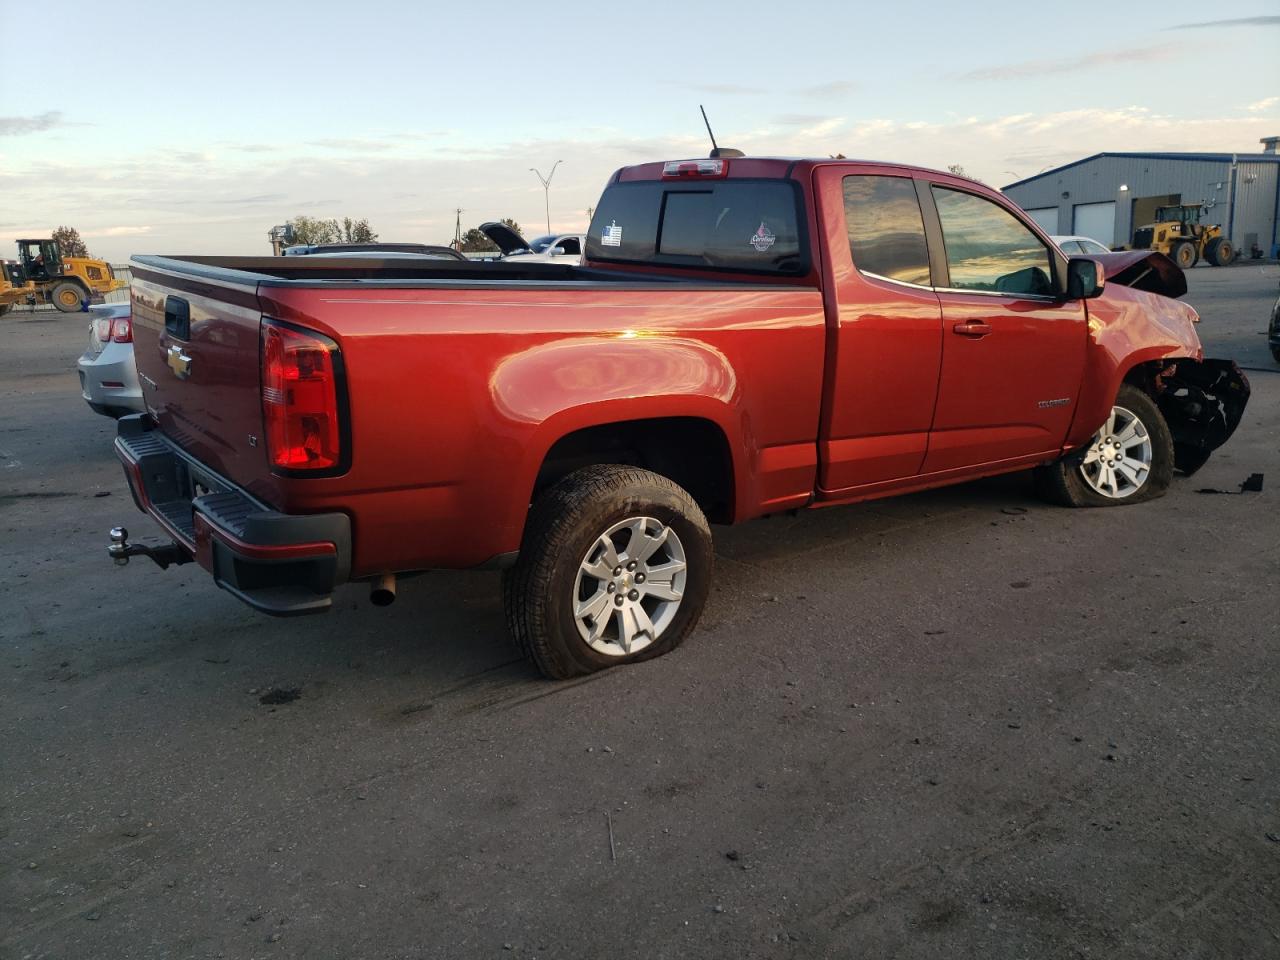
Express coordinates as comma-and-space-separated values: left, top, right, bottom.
750, 222, 776, 252
601, 221, 623, 247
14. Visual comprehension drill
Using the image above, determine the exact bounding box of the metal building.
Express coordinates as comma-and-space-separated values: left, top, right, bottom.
1002, 138, 1280, 258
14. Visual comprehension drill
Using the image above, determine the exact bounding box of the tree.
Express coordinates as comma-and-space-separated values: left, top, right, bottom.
52, 225, 89, 258
459, 228, 498, 253
459, 219, 523, 253
287, 215, 378, 246
339, 217, 377, 243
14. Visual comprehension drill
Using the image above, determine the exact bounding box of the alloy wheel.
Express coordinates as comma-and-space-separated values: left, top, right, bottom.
572, 516, 687, 656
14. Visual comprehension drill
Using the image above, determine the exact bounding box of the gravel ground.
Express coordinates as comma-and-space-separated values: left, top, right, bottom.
2, 263, 1277, 959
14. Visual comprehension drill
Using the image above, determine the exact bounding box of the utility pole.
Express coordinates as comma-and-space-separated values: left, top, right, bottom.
530, 161, 563, 235
454, 208, 463, 250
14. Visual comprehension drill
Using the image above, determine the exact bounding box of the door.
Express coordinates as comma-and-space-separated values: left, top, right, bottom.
922, 184, 1087, 473
1024, 206, 1059, 234
1071, 201, 1115, 246
814, 166, 944, 492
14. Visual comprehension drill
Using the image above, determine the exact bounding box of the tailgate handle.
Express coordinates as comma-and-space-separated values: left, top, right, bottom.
164, 296, 190, 340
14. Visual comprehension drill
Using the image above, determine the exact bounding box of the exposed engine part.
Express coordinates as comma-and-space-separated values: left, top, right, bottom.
1153, 360, 1251, 476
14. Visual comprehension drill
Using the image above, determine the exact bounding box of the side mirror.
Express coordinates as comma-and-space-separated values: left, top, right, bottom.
1066, 257, 1105, 300
550, 247, 565, 256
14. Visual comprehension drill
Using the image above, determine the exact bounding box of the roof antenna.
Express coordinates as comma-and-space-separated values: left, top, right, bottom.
700, 105, 744, 160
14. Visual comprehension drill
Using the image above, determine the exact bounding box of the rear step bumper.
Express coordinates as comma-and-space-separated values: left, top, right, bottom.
114, 415, 351, 615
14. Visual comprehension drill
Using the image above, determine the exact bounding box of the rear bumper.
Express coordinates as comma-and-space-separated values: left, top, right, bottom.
78, 342, 144, 417
115, 415, 351, 615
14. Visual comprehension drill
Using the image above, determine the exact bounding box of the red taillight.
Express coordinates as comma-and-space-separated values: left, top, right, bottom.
662, 158, 728, 179
260, 320, 344, 472
95, 315, 132, 342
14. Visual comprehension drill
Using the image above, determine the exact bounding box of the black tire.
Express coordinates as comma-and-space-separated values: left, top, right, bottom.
1033, 384, 1174, 508
1271, 344, 1280, 364
503, 465, 713, 679
1169, 241, 1196, 271
0, 303, 11, 317
1205, 237, 1233, 267
49, 281, 85, 313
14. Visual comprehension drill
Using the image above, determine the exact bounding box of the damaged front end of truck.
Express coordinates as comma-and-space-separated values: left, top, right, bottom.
1090, 250, 1251, 477
1152, 358, 1251, 476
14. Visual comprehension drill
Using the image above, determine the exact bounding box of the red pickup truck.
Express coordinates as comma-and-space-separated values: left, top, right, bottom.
110, 155, 1248, 678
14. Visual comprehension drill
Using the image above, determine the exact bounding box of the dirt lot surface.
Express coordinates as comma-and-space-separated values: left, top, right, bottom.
3, 265, 1278, 959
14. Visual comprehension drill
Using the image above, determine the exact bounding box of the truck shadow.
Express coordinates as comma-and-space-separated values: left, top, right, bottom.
276, 470, 1042, 717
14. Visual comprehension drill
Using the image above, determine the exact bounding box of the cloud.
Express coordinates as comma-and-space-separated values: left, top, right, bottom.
5, 106, 1275, 261
307, 137, 398, 151
207, 193, 289, 205
689, 83, 764, 96
794, 81, 856, 98
0, 111, 70, 136
774, 114, 834, 127
958, 44, 1179, 81
88, 226, 153, 237
1246, 96, 1278, 113
1167, 15, 1280, 29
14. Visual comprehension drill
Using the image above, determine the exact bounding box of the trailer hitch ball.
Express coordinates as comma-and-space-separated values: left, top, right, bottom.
109, 527, 130, 566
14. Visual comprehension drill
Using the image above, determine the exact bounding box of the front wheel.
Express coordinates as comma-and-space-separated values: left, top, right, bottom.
1034, 384, 1174, 507
1169, 241, 1196, 271
49, 281, 85, 313
503, 465, 713, 679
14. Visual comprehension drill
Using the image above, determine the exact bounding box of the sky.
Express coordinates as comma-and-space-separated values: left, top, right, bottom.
1, 1, 1277, 262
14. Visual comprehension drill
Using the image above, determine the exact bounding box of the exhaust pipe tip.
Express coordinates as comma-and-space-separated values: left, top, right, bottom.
370, 573, 397, 607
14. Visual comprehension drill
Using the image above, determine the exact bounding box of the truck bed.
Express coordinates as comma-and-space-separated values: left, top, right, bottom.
132, 255, 730, 288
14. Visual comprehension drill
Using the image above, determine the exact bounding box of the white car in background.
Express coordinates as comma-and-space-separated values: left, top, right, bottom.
480, 222, 584, 264
77, 303, 143, 418
1051, 234, 1111, 255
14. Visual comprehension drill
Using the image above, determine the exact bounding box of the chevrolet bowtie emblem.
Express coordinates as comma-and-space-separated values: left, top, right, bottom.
167, 344, 192, 379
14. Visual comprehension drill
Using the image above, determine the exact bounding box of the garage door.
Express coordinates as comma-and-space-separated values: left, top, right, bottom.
1072, 202, 1115, 246
1024, 207, 1059, 234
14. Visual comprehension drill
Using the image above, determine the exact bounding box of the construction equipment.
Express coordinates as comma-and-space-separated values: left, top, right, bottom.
0, 260, 35, 316
11, 238, 127, 313
1132, 204, 1233, 270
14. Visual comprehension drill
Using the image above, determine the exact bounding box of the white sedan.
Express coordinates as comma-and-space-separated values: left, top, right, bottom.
480, 223, 584, 264
1051, 234, 1111, 255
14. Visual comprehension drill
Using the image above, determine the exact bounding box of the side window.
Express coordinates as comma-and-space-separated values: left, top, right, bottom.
932, 187, 1054, 296
558, 237, 581, 255
842, 175, 931, 286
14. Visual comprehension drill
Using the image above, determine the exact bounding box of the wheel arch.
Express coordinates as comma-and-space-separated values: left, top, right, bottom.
523, 401, 743, 527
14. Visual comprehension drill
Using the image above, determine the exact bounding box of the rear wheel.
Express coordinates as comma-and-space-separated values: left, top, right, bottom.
1169, 241, 1196, 270
0, 303, 11, 317
1034, 384, 1173, 508
49, 281, 85, 312
503, 465, 713, 679
1205, 237, 1233, 267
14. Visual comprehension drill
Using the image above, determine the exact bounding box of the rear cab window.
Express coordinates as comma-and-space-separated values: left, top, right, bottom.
842, 175, 932, 286
585, 179, 808, 276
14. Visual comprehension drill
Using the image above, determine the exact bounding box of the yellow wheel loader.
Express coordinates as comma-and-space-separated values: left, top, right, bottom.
0, 260, 36, 317
12, 238, 127, 313
1132, 204, 1233, 270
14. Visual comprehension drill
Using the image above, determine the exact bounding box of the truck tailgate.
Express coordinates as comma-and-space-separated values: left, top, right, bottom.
130, 264, 270, 497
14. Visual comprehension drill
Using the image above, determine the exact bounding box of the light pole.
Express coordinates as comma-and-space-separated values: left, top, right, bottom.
530, 160, 563, 235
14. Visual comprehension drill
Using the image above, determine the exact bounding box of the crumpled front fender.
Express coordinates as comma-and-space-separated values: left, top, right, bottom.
1155, 359, 1251, 476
